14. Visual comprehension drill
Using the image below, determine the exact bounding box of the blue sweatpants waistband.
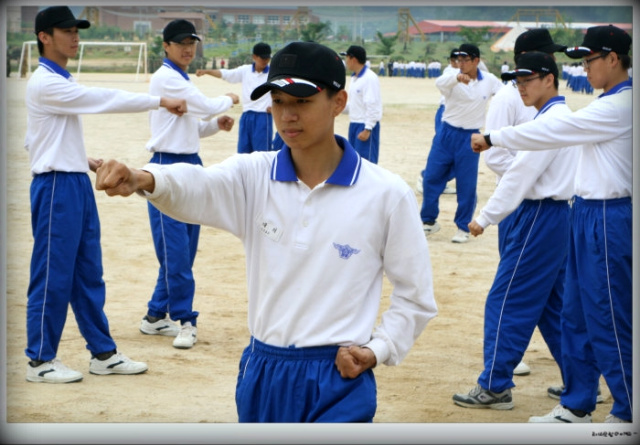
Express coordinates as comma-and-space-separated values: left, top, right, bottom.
150, 152, 202, 165
250, 337, 340, 360
522, 198, 569, 207
572, 195, 631, 207
441, 120, 479, 133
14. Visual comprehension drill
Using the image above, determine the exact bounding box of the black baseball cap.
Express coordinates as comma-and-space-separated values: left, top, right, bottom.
163, 19, 200, 43
565, 25, 631, 58
340, 45, 367, 64
251, 41, 345, 100
253, 42, 271, 59
501, 51, 559, 81
514, 29, 566, 55
449, 48, 459, 59
455, 43, 480, 59
35, 6, 90, 34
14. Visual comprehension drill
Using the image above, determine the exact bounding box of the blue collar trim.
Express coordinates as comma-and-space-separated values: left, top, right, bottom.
39, 57, 71, 79
352, 64, 368, 78
535, 96, 566, 119
252, 63, 269, 74
270, 135, 362, 186
163, 58, 189, 81
599, 79, 632, 98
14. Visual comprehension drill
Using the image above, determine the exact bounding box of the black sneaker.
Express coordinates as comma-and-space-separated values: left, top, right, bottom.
453, 384, 514, 410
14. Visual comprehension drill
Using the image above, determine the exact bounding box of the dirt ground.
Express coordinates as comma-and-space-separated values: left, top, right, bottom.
2, 71, 626, 443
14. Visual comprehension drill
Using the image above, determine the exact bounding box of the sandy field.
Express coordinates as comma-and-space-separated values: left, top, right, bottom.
2, 70, 627, 443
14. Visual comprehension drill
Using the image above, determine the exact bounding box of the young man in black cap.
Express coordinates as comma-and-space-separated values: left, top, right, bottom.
340, 45, 383, 163
420, 43, 503, 244
453, 51, 580, 411
482, 28, 567, 380
138, 19, 239, 350
196, 42, 280, 153
24, 6, 187, 383
94, 41, 437, 422
417, 47, 458, 195
472, 25, 632, 423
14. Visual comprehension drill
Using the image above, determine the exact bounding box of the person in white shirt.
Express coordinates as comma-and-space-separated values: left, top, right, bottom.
420, 43, 503, 243
482, 28, 568, 381
341, 45, 383, 163
95, 41, 437, 423
139, 19, 239, 349
472, 25, 632, 424
453, 52, 579, 410
24, 6, 187, 384
500, 60, 509, 83
197, 42, 279, 153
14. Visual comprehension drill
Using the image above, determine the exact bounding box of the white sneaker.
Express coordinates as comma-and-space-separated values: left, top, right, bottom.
528, 404, 592, 423
89, 352, 148, 375
173, 322, 197, 349
423, 221, 441, 236
513, 361, 531, 376
442, 185, 456, 194
451, 229, 470, 243
26, 358, 83, 383
140, 315, 180, 337
604, 414, 630, 423
547, 384, 604, 403
416, 175, 423, 194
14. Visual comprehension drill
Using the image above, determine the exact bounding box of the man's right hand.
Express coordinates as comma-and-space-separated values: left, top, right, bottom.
95, 160, 155, 197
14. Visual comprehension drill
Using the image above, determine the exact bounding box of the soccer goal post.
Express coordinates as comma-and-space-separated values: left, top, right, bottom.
19, 41, 148, 81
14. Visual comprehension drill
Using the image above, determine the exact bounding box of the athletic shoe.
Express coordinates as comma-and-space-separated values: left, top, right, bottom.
26, 358, 83, 383
423, 221, 441, 236
604, 414, 630, 423
513, 361, 531, 376
442, 185, 456, 194
89, 352, 148, 375
547, 384, 604, 403
416, 175, 423, 194
173, 322, 197, 349
451, 229, 470, 243
528, 404, 592, 423
139, 315, 180, 337
452, 385, 514, 410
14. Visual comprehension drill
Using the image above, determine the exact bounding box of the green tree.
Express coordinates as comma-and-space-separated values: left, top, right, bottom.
243, 23, 258, 40
300, 21, 330, 42
457, 26, 490, 45
376, 31, 398, 56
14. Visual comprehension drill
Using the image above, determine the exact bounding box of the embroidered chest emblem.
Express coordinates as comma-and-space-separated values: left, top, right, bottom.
333, 243, 361, 260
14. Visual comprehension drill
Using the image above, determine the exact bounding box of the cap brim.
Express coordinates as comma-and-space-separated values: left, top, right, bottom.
169, 33, 201, 42
251, 77, 324, 100
565, 46, 593, 59
501, 68, 535, 81
536, 43, 567, 53
58, 18, 91, 29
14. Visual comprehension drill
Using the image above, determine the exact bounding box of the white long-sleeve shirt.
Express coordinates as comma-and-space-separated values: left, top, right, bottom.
344, 65, 383, 130
141, 137, 437, 366
482, 82, 537, 183
219, 63, 271, 113
436, 67, 503, 130
490, 80, 632, 200
25, 58, 161, 175
146, 59, 234, 154
476, 96, 580, 228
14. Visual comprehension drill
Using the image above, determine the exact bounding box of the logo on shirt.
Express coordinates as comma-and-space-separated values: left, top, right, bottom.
333, 243, 361, 260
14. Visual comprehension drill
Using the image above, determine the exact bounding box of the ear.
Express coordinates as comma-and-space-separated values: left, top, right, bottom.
332, 89, 348, 116
162, 41, 170, 52
37, 30, 51, 45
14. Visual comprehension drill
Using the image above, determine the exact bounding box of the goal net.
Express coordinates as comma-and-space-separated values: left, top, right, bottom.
18, 41, 148, 81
